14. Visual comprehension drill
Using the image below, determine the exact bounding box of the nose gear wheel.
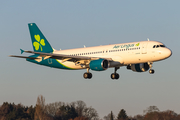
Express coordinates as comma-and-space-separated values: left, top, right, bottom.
149, 69, 155, 74
148, 62, 155, 74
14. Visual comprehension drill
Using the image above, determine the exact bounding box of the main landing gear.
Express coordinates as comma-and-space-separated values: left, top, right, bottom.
83, 68, 92, 79
111, 67, 120, 80
83, 67, 120, 79
148, 62, 155, 74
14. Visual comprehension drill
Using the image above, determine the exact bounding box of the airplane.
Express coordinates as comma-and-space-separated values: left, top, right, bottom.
9, 23, 172, 79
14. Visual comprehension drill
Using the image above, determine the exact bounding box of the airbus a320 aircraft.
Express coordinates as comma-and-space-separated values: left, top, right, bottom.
10, 23, 172, 79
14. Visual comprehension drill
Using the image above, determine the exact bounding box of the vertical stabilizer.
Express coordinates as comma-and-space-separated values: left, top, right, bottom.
28, 23, 53, 53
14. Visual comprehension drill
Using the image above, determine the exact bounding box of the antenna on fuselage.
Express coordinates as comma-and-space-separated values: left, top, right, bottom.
84, 45, 86, 48
147, 38, 150, 41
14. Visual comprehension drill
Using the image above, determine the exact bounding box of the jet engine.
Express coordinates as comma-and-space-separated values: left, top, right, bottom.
89, 59, 109, 71
127, 63, 149, 72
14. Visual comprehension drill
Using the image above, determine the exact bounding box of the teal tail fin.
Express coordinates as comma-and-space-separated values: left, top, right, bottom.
28, 23, 53, 53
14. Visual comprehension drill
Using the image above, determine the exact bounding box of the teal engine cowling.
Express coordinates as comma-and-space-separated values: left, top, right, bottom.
128, 63, 149, 72
89, 59, 109, 71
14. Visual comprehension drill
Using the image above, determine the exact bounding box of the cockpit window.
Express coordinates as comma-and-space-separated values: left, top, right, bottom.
153, 44, 166, 48
160, 45, 165, 47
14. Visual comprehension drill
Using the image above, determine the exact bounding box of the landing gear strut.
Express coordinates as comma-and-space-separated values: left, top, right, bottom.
83, 68, 92, 79
111, 67, 120, 80
148, 62, 155, 74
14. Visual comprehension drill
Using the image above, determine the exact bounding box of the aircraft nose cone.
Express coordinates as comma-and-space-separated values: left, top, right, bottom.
165, 48, 172, 58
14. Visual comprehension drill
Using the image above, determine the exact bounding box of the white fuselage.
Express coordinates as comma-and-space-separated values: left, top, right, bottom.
53, 41, 172, 69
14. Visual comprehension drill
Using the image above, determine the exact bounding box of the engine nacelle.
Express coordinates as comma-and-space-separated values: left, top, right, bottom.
129, 63, 149, 72
89, 59, 109, 71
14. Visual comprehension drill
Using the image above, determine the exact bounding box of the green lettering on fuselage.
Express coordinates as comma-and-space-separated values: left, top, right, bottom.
113, 43, 135, 49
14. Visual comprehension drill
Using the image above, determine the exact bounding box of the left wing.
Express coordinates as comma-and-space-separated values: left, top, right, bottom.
10, 50, 112, 63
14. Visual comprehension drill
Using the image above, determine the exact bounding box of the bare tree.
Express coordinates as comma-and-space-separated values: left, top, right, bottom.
75, 100, 87, 117
45, 102, 63, 117
34, 95, 53, 120
34, 95, 46, 120
143, 106, 159, 114
73, 100, 99, 120
83, 106, 99, 120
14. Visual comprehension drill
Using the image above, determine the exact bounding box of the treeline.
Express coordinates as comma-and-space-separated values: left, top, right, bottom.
0, 95, 180, 120
0, 95, 98, 120
0, 102, 34, 120
104, 106, 180, 120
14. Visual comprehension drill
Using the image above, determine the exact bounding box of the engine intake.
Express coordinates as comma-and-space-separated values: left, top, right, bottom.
89, 59, 109, 71
129, 63, 149, 72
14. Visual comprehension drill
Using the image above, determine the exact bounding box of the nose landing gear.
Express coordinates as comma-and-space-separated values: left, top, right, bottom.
111, 67, 120, 80
149, 69, 155, 74
148, 62, 155, 74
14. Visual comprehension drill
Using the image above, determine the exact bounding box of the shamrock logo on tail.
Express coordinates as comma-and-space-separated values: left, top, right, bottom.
33, 35, 45, 51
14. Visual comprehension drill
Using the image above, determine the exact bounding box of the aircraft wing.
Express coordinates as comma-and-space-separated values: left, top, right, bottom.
9, 55, 40, 60
11, 50, 112, 62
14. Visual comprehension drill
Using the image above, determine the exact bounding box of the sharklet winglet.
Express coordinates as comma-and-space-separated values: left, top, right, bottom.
20, 49, 24, 54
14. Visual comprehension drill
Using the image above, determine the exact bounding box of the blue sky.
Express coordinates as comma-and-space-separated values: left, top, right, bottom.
1, 0, 180, 118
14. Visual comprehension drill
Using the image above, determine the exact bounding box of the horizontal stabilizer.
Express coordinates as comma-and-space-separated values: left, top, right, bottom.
9, 55, 39, 60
